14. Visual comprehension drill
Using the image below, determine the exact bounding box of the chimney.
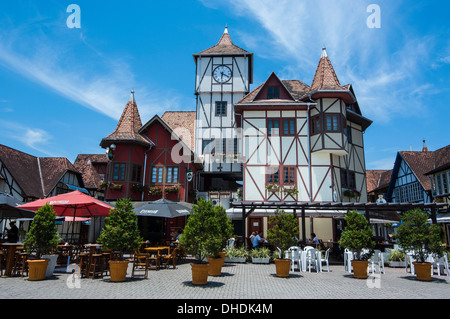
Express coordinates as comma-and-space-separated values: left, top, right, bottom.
422, 139, 428, 152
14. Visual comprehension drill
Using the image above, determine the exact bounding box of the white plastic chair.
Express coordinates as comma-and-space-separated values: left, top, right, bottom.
431, 254, 449, 276
306, 248, 319, 273
344, 248, 353, 273
320, 248, 330, 272
406, 253, 416, 275
287, 246, 301, 272
226, 238, 235, 250
370, 250, 385, 274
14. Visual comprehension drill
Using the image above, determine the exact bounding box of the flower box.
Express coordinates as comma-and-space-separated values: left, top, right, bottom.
388, 261, 406, 268
225, 257, 247, 263
251, 257, 270, 264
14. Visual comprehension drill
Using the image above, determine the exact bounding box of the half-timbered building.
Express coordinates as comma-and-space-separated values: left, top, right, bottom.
233, 47, 373, 241
193, 27, 253, 204
99, 92, 201, 242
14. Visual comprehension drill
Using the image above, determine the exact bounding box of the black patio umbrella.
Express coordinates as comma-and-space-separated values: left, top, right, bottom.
0, 193, 36, 219
133, 199, 192, 218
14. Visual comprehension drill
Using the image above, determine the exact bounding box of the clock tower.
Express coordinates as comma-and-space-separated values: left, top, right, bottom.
193, 26, 253, 194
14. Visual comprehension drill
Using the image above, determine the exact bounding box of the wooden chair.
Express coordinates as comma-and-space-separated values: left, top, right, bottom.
87, 254, 104, 279
161, 248, 178, 269
147, 250, 161, 270
13, 251, 28, 277
76, 252, 90, 278
0, 249, 5, 276
131, 251, 150, 279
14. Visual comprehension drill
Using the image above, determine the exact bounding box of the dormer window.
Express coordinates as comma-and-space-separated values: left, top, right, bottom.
267, 87, 280, 99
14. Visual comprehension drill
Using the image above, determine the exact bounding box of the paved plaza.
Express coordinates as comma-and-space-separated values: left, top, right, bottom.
1, 258, 449, 300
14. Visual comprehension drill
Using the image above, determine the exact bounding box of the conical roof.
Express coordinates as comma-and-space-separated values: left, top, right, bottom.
100, 90, 150, 148
195, 26, 251, 56
310, 46, 346, 91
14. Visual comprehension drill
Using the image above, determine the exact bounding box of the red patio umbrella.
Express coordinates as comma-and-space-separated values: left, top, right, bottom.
18, 190, 113, 243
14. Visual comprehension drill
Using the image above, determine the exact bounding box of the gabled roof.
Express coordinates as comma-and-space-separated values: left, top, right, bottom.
0, 144, 82, 199
387, 144, 450, 201
100, 91, 151, 148
236, 72, 312, 105
366, 170, 392, 194
74, 154, 109, 190
161, 111, 196, 150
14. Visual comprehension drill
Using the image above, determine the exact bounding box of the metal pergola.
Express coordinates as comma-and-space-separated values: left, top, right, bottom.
230, 201, 447, 243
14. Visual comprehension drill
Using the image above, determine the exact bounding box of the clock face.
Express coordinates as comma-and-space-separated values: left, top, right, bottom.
213, 65, 232, 83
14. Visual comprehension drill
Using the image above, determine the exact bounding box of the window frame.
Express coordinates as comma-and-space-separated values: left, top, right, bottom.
151, 166, 164, 184
112, 163, 127, 181
310, 115, 321, 135
325, 114, 340, 132
131, 164, 142, 183
283, 166, 296, 185
267, 86, 280, 99
215, 101, 227, 117
166, 167, 179, 184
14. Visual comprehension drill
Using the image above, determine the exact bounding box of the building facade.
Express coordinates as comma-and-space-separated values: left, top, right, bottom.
193, 27, 253, 202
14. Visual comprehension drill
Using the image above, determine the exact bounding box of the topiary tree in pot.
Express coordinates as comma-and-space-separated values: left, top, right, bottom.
338, 210, 375, 279
97, 198, 142, 282
179, 198, 233, 284
266, 209, 299, 277
395, 208, 444, 281
24, 203, 61, 280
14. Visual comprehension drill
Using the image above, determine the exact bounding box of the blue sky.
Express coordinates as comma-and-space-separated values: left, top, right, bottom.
0, 0, 449, 170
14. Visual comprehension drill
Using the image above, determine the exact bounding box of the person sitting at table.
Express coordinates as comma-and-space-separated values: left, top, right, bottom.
311, 233, 319, 245
5, 221, 19, 243
252, 231, 264, 249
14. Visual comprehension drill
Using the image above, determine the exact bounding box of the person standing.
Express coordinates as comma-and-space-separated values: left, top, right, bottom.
6, 221, 19, 243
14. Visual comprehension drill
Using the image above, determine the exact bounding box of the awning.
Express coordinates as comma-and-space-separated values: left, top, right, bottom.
66, 184, 89, 194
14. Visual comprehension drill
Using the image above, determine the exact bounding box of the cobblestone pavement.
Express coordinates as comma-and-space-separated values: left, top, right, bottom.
1, 258, 449, 300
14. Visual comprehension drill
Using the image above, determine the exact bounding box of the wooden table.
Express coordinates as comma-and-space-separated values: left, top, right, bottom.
1, 243, 23, 277
144, 247, 170, 270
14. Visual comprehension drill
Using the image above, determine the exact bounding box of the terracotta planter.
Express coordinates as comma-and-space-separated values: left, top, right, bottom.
413, 262, 432, 281
190, 262, 210, 285
27, 259, 50, 281
109, 260, 129, 282
207, 257, 225, 276
274, 258, 291, 278
351, 260, 370, 279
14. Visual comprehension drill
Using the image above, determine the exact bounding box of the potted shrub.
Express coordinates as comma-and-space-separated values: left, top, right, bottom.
97, 198, 143, 282
179, 198, 233, 284
338, 210, 375, 279
206, 203, 233, 276
266, 209, 299, 277
395, 208, 444, 281
251, 247, 271, 264
224, 247, 248, 263
24, 203, 61, 281
387, 249, 406, 268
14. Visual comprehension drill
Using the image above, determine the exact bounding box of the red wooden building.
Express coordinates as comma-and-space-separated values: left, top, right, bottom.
99, 91, 201, 242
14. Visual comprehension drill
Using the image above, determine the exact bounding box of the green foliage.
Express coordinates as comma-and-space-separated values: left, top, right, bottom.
395, 208, 444, 263
225, 246, 249, 259
338, 210, 375, 260
97, 198, 142, 260
179, 198, 234, 262
24, 204, 61, 259
251, 247, 271, 259
266, 210, 299, 259
387, 249, 405, 262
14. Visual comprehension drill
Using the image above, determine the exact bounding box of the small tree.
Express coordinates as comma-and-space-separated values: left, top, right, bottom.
395, 208, 444, 263
339, 210, 375, 260
179, 198, 233, 262
24, 204, 61, 259
266, 210, 299, 259
97, 198, 142, 260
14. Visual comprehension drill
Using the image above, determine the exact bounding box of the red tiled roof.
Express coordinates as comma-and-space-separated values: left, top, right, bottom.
195, 27, 251, 56
0, 144, 82, 199
100, 95, 150, 148
399, 145, 450, 191
310, 48, 346, 91
366, 170, 392, 194
161, 111, 196, 150
74, 154, 109, 190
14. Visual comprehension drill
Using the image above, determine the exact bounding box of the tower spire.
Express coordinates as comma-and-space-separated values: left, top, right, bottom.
129, 89, 135, 103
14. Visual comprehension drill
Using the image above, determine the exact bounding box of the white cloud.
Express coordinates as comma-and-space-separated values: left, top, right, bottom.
0, 120, 55, 156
